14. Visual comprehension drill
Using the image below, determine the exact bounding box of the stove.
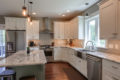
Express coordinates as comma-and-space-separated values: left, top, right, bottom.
40, 45, 54, 62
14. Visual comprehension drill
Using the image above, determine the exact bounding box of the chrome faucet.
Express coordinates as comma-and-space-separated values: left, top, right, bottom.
85, 41, 96, 51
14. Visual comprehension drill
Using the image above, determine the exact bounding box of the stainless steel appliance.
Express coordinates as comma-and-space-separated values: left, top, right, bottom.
76, 50, 87, 60
87, 55, 102, 80
40, 45, 54, 62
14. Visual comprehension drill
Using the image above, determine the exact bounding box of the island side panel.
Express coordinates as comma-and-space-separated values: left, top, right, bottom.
12, 64, 45, 80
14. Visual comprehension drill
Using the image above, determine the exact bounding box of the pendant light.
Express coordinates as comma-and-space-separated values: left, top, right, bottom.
22, 0, 27, 16
27, 2, 32, 23
29, 2, 33, 25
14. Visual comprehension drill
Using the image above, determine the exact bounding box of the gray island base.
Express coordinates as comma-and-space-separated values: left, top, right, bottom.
0, 50, 47, 80
13, 64, 45, 80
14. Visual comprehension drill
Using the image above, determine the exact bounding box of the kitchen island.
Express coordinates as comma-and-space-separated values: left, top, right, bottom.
0, 50, 47, 80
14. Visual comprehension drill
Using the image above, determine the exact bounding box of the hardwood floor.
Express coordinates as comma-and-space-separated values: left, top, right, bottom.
45, 62, 87, 80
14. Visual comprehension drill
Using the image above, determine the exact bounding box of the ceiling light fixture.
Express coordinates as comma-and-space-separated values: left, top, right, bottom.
62, 14, 66, 17
32, 12, 36, 15
66, 10, 70, 12
22, 0, 27, 16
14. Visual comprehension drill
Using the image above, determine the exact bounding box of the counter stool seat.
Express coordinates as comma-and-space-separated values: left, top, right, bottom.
0, 70, 15, 80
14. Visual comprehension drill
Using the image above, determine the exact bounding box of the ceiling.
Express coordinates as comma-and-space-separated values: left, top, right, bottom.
0, 0, 99, 18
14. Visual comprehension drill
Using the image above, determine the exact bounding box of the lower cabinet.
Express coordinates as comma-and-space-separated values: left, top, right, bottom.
102, 59, 120, 80
103, 69, 120, 80
54, 47, 87, 78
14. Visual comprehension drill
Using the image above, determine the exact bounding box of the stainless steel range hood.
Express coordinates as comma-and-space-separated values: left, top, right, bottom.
40, 18, 53, 34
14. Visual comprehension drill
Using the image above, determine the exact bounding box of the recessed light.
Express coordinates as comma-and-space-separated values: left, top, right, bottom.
32, 12, 36, 15
66, 10, 70, 12
62, 14, 66, 17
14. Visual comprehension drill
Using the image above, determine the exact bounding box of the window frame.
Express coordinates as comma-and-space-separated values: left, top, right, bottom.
85, 14, 106, 48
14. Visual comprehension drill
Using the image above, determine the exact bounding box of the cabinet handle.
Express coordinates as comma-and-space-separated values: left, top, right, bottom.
112, 76, 119, 80
112, 66, 118, 69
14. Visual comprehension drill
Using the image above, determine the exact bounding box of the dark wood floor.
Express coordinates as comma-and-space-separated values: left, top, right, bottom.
21, 62, 87, 80
45, 62, 87, 80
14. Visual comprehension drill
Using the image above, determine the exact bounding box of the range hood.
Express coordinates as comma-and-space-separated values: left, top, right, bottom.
40, 18, 53, 34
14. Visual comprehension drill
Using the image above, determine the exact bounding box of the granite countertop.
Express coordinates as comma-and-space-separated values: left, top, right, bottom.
0, 50, 47, 67
54, 46, 120, 64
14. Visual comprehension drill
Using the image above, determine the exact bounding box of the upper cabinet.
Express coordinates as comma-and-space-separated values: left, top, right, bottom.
5, 17, 26, 30
54, 16, 84, 39
100, 0, 120, 39
54, 22, 65, 39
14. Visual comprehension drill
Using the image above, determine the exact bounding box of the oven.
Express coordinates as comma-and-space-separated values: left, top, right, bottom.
40, 45, 54, 62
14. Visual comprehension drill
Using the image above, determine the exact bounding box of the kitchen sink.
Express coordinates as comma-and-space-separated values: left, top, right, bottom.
78, 48, 96, 52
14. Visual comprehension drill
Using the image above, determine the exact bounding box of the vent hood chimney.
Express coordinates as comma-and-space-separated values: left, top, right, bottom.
40, 17, 53, 34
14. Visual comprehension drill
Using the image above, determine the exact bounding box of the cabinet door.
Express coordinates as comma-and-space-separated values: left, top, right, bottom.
100, 0, 117, 39
54, 48, 63, 61
5, 17, 16, 30
80, 60, 87, 77
59, 22, 65, 39
16, 18, 26, 30
64, 22, 71, 39
31, 20, 39, 40
103, 69, 120, 80
54, 22, 60, 39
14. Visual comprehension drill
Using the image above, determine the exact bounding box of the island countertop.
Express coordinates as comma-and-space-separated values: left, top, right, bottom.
0, 50, 47, 67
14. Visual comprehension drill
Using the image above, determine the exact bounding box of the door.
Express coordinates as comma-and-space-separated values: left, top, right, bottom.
100, 0, 117, 39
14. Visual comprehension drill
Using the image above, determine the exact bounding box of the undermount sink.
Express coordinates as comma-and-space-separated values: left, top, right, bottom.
78, 49, 96, 52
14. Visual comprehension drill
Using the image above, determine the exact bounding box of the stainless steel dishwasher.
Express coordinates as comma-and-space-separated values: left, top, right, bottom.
87, 55, 102, 80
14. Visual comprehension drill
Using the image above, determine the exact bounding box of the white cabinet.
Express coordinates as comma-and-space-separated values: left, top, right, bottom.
54, 16, 84, 39
99, 0, 120, 39
102, 59, 120, 80
54, 22, 64, 39
70, 16, 84, 39
26, 20, 39, 46
5, 17, 16, 30
5, 17, 26, 30
54, 47, 87, 77
16, 18, 26, 30
54, 47, 65, 61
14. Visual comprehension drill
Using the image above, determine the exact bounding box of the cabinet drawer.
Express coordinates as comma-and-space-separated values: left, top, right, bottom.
103, 59, 120, 75
103, 69, 120, 80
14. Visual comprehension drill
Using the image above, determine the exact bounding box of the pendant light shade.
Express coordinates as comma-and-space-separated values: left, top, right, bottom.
22, 0, 27, 16
27, 15, 31, 22
22, 6, 27, 16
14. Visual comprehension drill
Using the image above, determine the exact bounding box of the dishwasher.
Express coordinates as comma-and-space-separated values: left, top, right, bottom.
87, 54, 102, 80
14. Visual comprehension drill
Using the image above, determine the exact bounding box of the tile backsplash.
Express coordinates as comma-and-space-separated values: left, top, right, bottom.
106, 40, 120, 54
54, 39, 84, 48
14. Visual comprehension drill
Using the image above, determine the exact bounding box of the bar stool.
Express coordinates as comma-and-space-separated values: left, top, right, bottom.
20, 76, 36, 80
0, 69, 16, 80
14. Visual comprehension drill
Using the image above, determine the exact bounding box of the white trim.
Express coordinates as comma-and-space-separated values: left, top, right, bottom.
85, 11, 99, 20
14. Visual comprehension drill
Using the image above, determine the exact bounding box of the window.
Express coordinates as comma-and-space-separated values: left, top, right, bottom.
85, 15, 106, 48
0, 30, 5, 57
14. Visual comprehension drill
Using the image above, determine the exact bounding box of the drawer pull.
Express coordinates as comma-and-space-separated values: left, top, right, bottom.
112, 66, 118, 69
112, 76, 119, 80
